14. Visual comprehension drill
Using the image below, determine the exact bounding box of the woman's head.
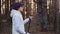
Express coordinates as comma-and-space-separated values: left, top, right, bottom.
12, 2, 24, 12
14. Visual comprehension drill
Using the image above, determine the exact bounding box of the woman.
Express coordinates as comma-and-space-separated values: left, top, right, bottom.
10, 2, 32, 34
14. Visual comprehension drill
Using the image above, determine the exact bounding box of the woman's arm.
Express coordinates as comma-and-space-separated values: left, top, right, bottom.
23, 18, 30, 24
23, 16, 32, 24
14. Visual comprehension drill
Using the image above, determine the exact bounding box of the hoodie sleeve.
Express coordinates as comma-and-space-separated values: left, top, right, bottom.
23, 18, 30, 24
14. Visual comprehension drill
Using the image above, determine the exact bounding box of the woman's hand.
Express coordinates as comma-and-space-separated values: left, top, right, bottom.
29, 16, 33, 20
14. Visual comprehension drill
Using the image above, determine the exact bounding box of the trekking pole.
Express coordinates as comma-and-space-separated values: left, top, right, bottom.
26, 15, 32, 34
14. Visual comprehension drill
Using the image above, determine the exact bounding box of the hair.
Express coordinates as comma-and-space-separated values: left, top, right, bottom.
12, 2, 24, 10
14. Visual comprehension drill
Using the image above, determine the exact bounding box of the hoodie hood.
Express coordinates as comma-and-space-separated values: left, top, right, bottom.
10, 9, 20, 17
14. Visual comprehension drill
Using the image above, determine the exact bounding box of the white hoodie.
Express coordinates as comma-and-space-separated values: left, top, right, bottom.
10, 9, 29, 34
